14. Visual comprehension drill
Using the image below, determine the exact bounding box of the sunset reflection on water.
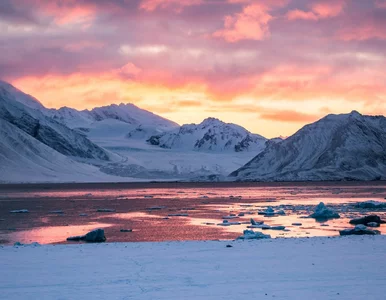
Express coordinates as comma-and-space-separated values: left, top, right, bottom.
1, 183, 386, 244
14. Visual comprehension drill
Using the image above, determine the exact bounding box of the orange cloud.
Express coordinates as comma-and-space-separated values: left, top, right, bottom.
259, 110, 320, 123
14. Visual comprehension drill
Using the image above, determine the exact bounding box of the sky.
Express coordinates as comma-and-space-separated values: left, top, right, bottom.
1, 0, 386, 138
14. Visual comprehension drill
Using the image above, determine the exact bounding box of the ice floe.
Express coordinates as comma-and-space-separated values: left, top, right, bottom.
237, 230, 271, 240
309, 202, 340, 219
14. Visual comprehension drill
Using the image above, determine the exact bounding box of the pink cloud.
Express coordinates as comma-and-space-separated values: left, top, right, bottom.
287, 9, 318, 21
312, 0, 346, 18
118, 62, 142, 77
287, 0, 346, 21
140, 0, 202, 12
338, 24, 386, 40
64, 41, 104, 52
213, 4, 273, 42
375, 0, 386, 8
18, 0, 98, 26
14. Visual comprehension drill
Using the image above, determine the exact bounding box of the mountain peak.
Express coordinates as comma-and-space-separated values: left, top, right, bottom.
350, 110, 361, 116
200, 117, 224, 126
0, 80, 44, 110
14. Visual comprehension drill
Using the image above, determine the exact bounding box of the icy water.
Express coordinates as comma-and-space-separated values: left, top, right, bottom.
0, 182, 386, 244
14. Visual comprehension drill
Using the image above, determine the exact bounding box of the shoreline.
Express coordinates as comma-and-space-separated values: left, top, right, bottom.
1, 233, 384, 247
1, 180, 386, 192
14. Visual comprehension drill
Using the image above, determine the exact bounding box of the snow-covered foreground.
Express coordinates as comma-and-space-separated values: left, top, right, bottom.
1, 237, 386, 300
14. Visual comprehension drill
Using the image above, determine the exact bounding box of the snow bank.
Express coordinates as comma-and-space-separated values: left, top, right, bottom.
1, 237, 386, 300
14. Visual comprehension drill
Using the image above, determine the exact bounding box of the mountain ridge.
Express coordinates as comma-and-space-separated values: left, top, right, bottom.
230, 111, 386, 181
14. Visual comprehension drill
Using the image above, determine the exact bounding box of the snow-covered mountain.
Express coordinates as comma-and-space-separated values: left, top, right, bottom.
49, 103, 178, 143
0, 118, 122, 183
0, 82, 110, 161
147, 118, 267, 152
0, 81, 269, 182
230, 111, 386, 181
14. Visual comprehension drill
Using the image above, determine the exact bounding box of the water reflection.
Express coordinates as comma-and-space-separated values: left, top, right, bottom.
1, 223, 112, 244
1, 183, 386, 244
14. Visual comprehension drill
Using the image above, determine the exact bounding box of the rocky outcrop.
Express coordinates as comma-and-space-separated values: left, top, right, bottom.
339, 225, 380, 236
67, 229, 106, 243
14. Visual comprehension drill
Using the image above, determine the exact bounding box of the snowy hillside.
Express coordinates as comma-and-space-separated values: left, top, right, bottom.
147, 118, 267, 152
230, 111, 386, 181
0, 118, 125, 183
0, 83, 110, 161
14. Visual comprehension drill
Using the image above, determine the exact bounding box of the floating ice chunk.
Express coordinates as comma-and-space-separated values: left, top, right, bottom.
292, 223, 302, 226
250, 218, 263, 226
97, 209, 116, 213
309, 202, 340, 219
49, 210, 64, 214
79, 213, 88, 216
13, 242, 40, 247
264, 226, 286, 231
147, 206, 166, 210
223, 216, 238, 220
355, 200, 386, 209
258, 207, 275, 216
144, 195, 154, 199
247, 224, 270, 229
349, 215, 386, 226
237, 230, 271, 240
168, 213, 188, 217
217, 220, 240, 226
339, 224, 380, 236
10, 209, 29, 213
367, 222, 380, 228
67, 229, 106, 243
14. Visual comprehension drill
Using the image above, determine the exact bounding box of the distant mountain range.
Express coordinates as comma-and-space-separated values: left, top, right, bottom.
0, 80, 385, 183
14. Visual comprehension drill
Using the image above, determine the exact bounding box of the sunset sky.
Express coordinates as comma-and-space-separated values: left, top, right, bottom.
1, 0, 386, 137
